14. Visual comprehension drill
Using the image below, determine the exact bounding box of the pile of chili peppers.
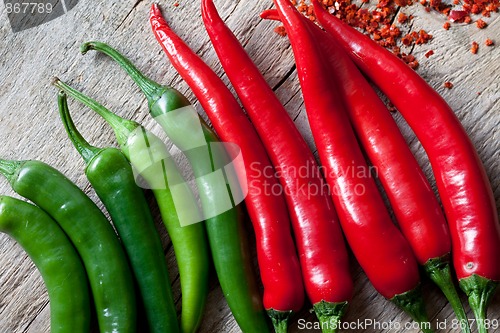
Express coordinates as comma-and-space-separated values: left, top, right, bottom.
0, 1, 498, 333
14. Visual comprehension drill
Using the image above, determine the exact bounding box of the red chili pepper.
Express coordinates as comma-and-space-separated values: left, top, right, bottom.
312, 2, 500, 331
201, 0, 353, 330
149, 4, 303, 332
261, 8, 470, 332
271, 1, 433, 331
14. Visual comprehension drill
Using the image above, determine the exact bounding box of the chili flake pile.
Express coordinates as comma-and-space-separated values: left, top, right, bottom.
288, 0, 432, 68
275, 0, 498, 68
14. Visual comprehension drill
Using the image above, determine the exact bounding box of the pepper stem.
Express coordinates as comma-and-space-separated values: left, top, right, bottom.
80, 41, 162, 104
312, 300, 348, 333
80, 41, 194, 120
391, 287, 434, 333
57, 91, 101, 164
0, 158, 23, 185
51, 77, 138, 149
459, 274, 499, 333
267, 309, 292, 333
424, 256, 471, 333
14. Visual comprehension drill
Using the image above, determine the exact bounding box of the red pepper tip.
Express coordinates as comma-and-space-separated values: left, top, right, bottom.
201, 0, 216, 22
201, 0, 214, 7
260, 9, 280, 21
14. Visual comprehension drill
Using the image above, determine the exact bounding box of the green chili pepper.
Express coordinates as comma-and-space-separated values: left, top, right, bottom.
52, 77, 210, 333
80, 41, 271, 332
57, 91, 179, 333
0, 196, 91, 333
0, 159, 136, 333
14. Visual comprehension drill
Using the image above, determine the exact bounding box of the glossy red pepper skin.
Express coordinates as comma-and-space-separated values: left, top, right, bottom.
312, 1, 500, 283
272, 2, 434, 331
260, 9, 451, 265
149, 4, 302, 332
261, 10, 470, 331
312, 4, 500, 330
273, 0, 420, 299
201, 0, 352, 316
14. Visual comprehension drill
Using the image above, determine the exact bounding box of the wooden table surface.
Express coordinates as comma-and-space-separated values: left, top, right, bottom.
0, 0, 498, 332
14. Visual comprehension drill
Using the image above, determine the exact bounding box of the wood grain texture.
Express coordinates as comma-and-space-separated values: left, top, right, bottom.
0, 0, 498, 332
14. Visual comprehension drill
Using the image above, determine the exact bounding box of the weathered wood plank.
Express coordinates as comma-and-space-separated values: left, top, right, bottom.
0, 0, 498, 332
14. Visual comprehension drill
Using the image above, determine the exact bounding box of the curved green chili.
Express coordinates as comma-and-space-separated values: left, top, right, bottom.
80, 41, 271, 333
0, 159, 136, 333
0, 196, 91, 333
57, 91, 179, 333
52, 77, 210, 333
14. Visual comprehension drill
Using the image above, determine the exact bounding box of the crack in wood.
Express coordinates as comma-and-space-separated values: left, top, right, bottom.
23, 300, 49, 333
291, 97, 305, 122
391, 5, 403, 25
162, 238, 174, 256
222, 3, 239, 23
272, 64, 296, 92
430, 299, 452, 321
115, 0, 144, 32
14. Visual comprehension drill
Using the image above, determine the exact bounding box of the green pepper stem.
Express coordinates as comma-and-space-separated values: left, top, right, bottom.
0, 158, 23, 185
459, 274, 499, 333
51, 77, 138, 149
424, 256, 471, 333
57, 91, 101, 164
80, 41, 162, 103
391, 287, 434, 333
312, 301, 348, 333
80, 41, 196, 121
267, 309, 292, 333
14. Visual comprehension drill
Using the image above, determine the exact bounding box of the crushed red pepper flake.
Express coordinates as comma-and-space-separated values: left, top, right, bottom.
402, 34, 414, 46
425, 50, 435, 57
476, 19, 488, 28
271, 0, 499, 68
485, 38, 494, 46
471, 41, 479, 53
173, 2, 179, 7
297, 2, 308, 12
274, 26, 287, 37
449, 10, 469, 22
387, 102, 397, 112
408, 61, 420, 69
416, 29, 433, 44
444, 81, 454, 89
307, 4, 314, 15
395, 0, 409, 6
292, 0, 427, 67
398, 12, 409, 23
